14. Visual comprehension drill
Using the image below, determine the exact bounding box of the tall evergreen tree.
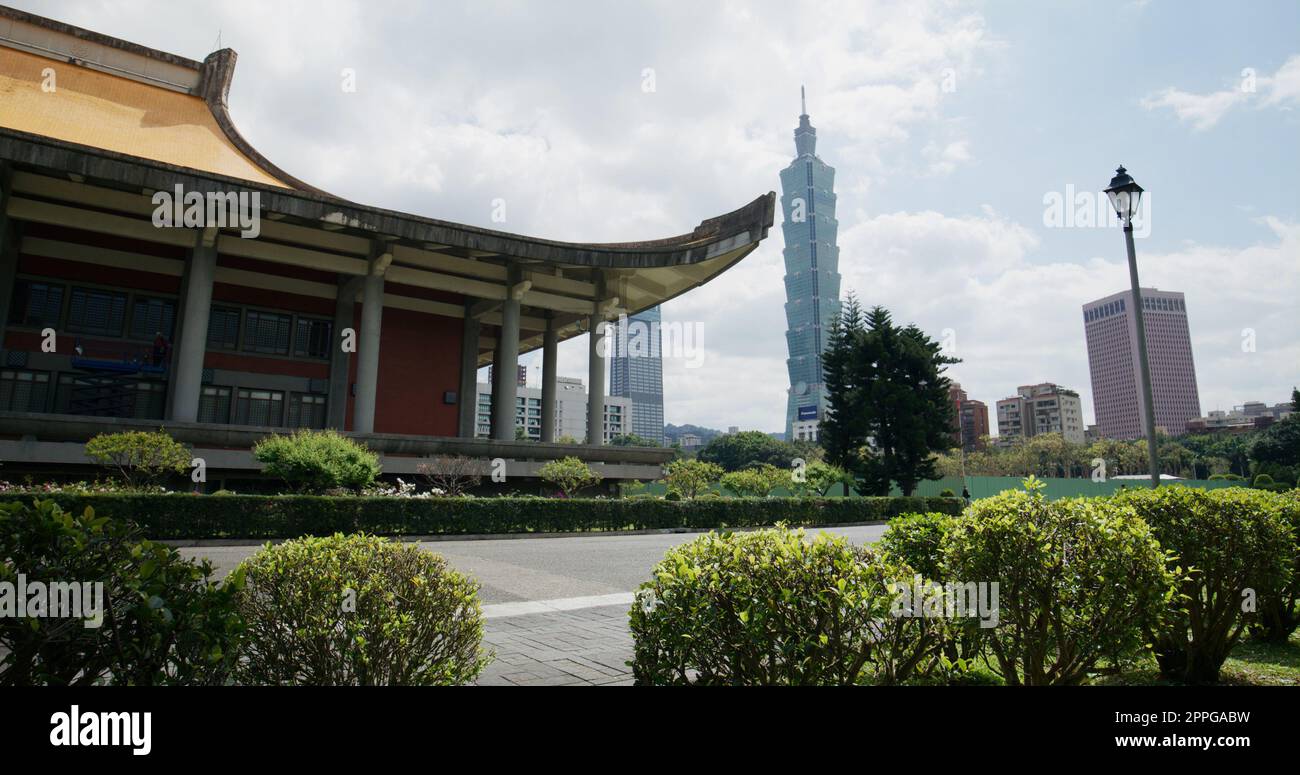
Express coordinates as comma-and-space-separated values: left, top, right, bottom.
820, 294, 864, 472
822, 304, 957, 495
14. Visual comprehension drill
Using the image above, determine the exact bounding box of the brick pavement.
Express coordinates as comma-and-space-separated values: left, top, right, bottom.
475, 604, 635, 686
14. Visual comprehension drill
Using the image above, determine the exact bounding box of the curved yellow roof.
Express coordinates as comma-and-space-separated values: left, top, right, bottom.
0, 47, 289, 188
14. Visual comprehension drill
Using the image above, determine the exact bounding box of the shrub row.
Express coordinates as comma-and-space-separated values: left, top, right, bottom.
0, 494, 962, 540
631, 485, 1300, 685
2, 500, 489, 686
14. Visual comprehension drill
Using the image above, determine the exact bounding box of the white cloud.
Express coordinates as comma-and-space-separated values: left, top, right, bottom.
13, 0, 1296, 436
1141, 55, 1300, 131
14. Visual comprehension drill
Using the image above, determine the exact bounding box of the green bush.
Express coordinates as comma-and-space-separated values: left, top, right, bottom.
0, 493, 962, 540
0, 499, 242, 685
879, 512, 956, 580
938, 488, 956, 498
630, 526, 942, 685
1251, 489, 1300, 643
252, 429, 380, 494
880, 511, 982, 676
537, 456, 601, 497
1116, 486, 1292, 683
1208, 473, 1245, 481
83, 430, 191, 489
944, 482, 1174, 685
234, 533, 489, 685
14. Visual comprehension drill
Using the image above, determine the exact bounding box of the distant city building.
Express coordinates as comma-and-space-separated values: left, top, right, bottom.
679, 433, 703, 451
488, 363, 528, 389
728, 425, 740, 434
476, 378, 630, 443
609, 306, 665, 444
1085, 424, 1103, 444
948, 383, 989, 451
996, 383, 1085, 444
1185, 400, 1293, 434
790, 419, 819, 442
1083, 288, 1201, 439
780, 88, 842, 439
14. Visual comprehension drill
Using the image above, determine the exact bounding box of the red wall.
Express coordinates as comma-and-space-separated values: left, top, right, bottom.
344, 305, 463, 437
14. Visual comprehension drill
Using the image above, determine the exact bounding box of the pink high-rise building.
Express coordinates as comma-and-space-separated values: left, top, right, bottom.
1083, 288, 1201, 440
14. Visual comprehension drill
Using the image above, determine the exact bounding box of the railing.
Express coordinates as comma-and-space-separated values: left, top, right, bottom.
70, 339, 168, 375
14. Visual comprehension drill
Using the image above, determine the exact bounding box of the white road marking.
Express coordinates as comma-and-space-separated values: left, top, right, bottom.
482, 592, 635, 619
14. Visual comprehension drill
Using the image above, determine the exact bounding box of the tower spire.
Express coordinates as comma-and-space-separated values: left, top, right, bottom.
794, 86, 816, 156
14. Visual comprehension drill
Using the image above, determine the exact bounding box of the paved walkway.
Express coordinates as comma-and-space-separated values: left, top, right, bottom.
477, 602, 634, 686
181, 525, 889, 686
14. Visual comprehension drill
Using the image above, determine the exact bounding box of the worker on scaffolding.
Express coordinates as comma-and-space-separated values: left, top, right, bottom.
152, 332, 171, 367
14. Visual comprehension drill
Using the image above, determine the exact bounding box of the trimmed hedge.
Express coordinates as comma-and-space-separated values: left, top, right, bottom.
0, 494, 962, 541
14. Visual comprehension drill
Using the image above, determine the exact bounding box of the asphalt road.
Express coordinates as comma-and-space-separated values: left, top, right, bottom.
179, 524, 889, 605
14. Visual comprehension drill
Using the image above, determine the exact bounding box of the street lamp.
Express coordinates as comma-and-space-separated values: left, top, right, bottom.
1104, 165, 1160, 488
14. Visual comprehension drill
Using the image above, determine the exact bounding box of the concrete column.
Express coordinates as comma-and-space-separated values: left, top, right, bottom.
457, 303, 481, 438
352, 260, 385, 434
540, 314, 558, 443
328, 275, 363, 430
170, 238, 218, 422
491, 297, 521, 441
586, 313, 607, 445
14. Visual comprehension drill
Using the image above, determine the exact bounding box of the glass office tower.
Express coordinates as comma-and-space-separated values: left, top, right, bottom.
609, 305, 664, 444
779, 89, 842, 438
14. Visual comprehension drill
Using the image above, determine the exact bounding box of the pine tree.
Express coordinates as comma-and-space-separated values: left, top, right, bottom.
822, 304, 958, 496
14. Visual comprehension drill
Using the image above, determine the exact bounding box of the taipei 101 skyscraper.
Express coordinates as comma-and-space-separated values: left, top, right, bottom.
780, 88, 842, 440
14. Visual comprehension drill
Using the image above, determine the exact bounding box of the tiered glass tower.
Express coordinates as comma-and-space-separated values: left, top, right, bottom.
609, 305, 665, 444
780, 88, 842, 438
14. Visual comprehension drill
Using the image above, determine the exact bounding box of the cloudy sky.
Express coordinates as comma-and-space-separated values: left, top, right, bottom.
19, 0, 1299, 433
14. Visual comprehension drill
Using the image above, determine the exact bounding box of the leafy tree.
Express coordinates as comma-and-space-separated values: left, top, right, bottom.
799, 461, 854, 496
84, 430, 191, 490
698, 430, 787, 472
1249, 404, 1300, 486
537, 456, 602, 497
720, 464, 788, 497
660, 459, 723, 499
822, 300, 958, 496
610, 434, 658, 447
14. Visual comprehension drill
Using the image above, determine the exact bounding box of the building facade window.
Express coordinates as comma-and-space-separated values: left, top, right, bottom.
207, 306, 241, 350
293, 317, 333, 360
0, 369, 50, 412
287, 392, 328, 429
234, 388, 284, 426
129, 297, 176, 341
198, 385, 233, 424
7, 280, 64, 327
243, 310, 293, 355
66, 287, 127, 337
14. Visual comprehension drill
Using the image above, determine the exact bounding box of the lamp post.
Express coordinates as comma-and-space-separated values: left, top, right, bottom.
1104, 165, 1160, 489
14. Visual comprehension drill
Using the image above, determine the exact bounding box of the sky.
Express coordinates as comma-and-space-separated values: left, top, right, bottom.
16, 0, 1299, 434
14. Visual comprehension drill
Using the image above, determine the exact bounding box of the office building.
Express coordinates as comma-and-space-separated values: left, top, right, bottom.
1083, 288, 1201, 439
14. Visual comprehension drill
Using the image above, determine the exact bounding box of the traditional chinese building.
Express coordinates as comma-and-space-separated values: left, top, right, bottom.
0, 7, 772, 488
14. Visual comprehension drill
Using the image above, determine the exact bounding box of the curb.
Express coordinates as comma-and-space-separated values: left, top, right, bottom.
159, 520, 893, 548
